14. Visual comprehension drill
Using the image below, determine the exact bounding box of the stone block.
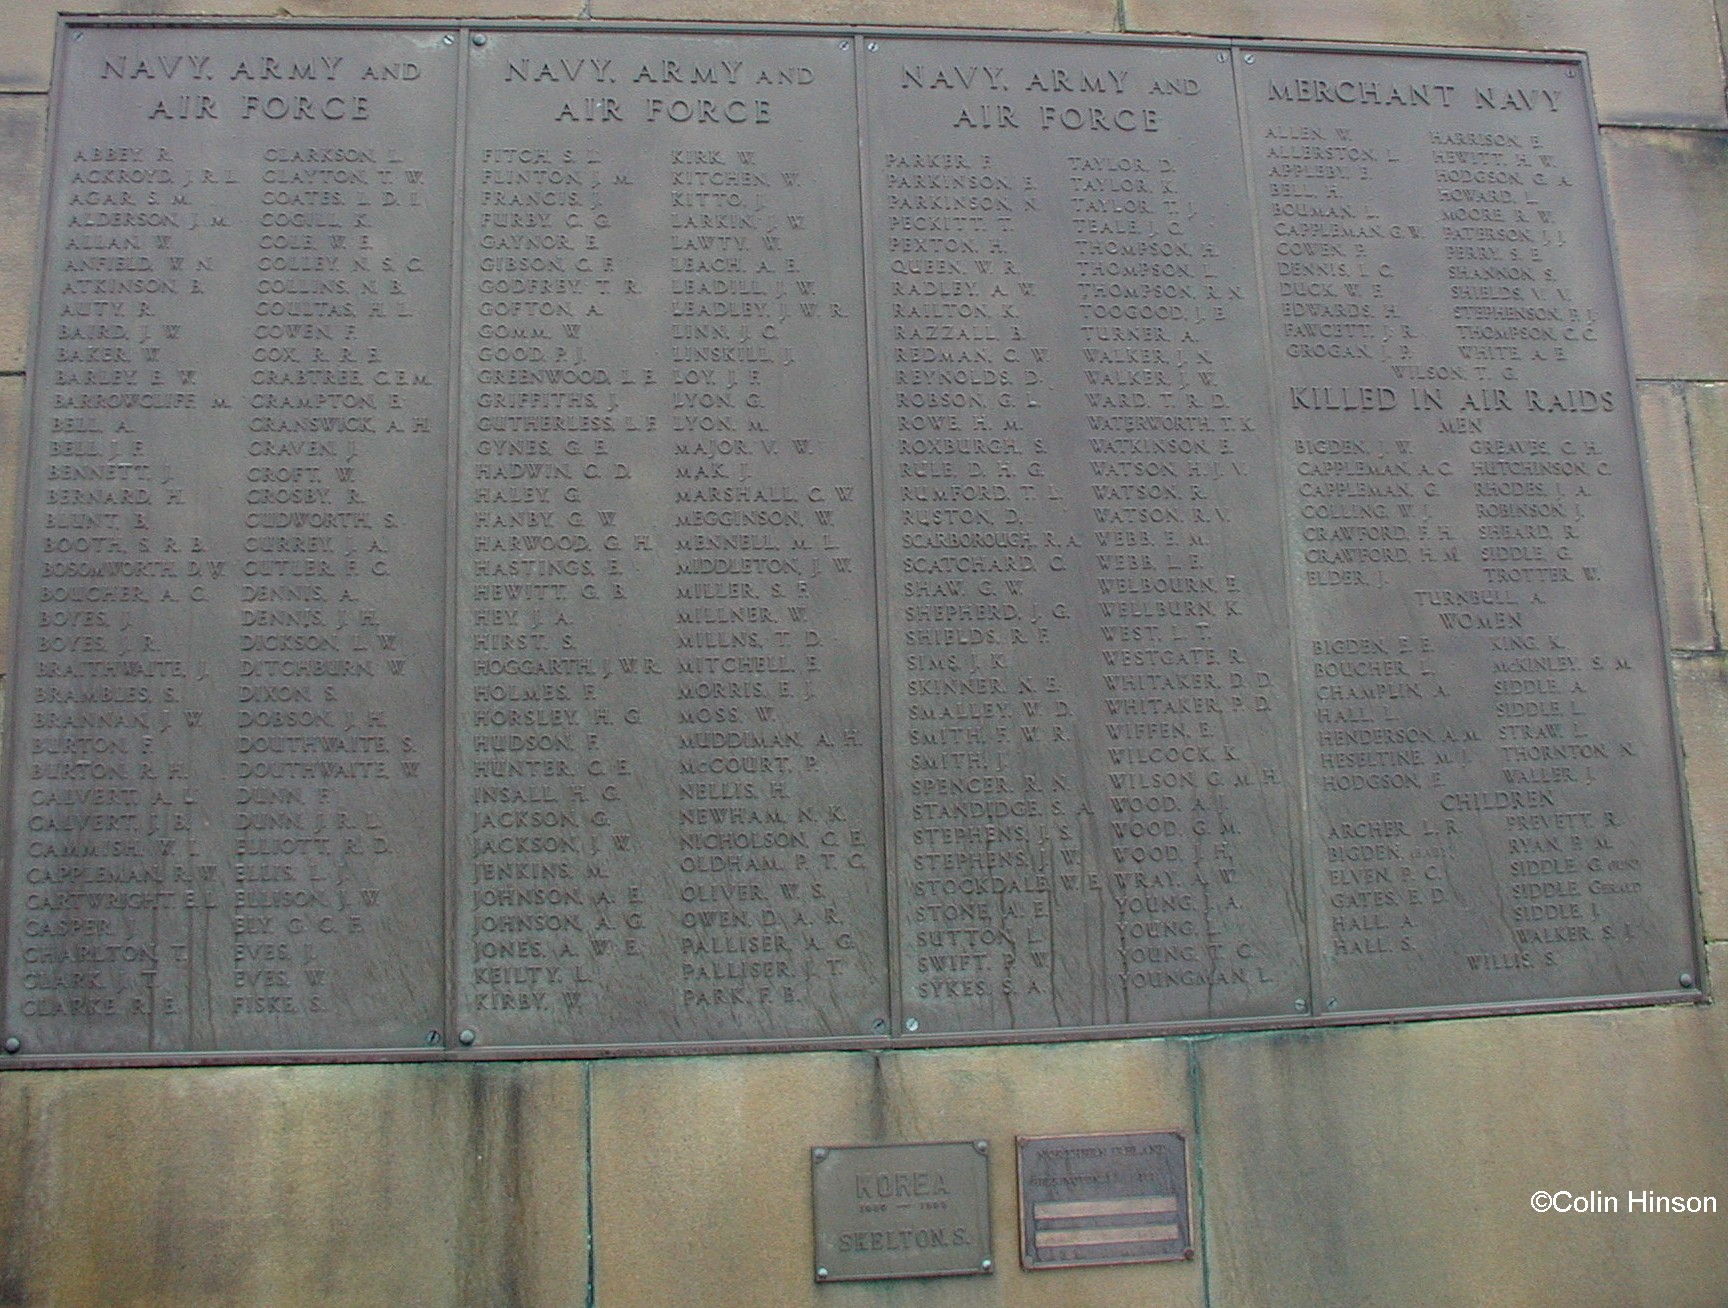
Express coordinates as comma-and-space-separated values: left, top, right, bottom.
588, 0, 1115, 25
589, 1052, 874, 1308
456, 1062, 593, 1308
1602, 129, 1728, 381
1675, 657, 1728, 941
589, 1041, 1199, 1308
0, 1061, 590, 1307
1638, 384, 1717, 649
1124, 0, 1728, 128
1687, 384, 1728, 629
0, 98, 44, 373
1194, 959, 1728, 1307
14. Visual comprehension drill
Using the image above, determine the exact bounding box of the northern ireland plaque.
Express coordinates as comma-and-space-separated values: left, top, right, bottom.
0, 21, 1701, 1065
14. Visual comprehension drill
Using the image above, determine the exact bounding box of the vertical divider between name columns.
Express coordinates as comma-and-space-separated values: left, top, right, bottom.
442, 24, 474, 1060
852, 34, 901, 1045
1229, 43, 1320, 1022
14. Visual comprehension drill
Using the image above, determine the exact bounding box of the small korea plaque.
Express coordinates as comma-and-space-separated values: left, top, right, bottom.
1018, 1132, 1191, 1270
810, 1142, 992, 1282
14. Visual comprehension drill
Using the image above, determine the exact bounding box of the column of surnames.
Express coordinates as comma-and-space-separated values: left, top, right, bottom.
4, 26, 453, 1055
454, 30, 888, 1048
2, 29, 1698, 1060
865, 38, 1308, 1036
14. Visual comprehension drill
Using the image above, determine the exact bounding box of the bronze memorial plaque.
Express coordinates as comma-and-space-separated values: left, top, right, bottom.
810, 1140, 993, 1281
0, 22, 1702, 1064
1017, 1131, 1190, 1269
452, 28, 888, 1050
3, 22, 456, 1057
864, 36, 1307, 1038
1233, 46, 1697, 1016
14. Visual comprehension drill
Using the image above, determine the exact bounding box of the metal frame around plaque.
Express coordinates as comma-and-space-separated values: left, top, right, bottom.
0, 19, 1705, 1067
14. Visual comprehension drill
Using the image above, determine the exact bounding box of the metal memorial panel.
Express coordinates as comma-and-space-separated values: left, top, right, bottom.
1235, 46, 1698, 1015
863, 37, 1307, 1037
453, 29, 888, 1048
0, 21, 1702, 1065
4, 23, 455, 1057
